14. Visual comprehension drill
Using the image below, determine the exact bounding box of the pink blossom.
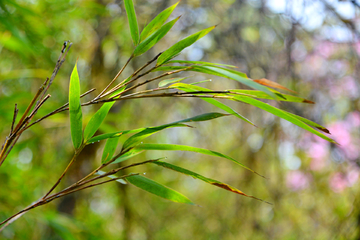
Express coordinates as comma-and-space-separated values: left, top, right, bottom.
286, 171, 311, 191
328, 122, 352, 146
308, 142, 329, 171
346, 111, 360, 127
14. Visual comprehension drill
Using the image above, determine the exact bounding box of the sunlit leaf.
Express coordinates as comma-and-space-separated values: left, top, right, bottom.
122, 112, 229, 150
231, 95, 336, 143
167, 60, 237, 68
134, 17, 180, 57
253, 78, 297, 94
122, 123, 190, 151
158, 77, 188, 87
190, 66, 277, 99
96, 170, 127, 184
101, 137, 120, 164
157, 26, 216, 65
153, 161, 269, 203
69, 63, 83, 149
169, 83, 256, 126
284, 112, 330, 134
140, 1, 179, 42
117, 143, 263, 177
84, 102, 115, 142
124, 0, 139, 46
87, 128, 145, 144
126, 175, 194, 204
229, 89, 314, 103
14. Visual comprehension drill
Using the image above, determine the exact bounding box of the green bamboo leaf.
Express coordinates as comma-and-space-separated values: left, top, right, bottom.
284, 112, 330, 134
122, 112, 229, 151
153, 161, 269, 203
229, 89, 315, 103
69, 63, 83, 149
122, 123, 190, 151
96, 170, 127, 184
112, 148, 145, 164
167, 60, 237, 68
134, 17, 180, 57
124, 0, 139, 46
87, 128, 145, 144
84, 102, 115, 143
101, 137, 120, 164
169, 83, 255, 126
153, 66, 189, 72
232, 95, 336, 143
158, 77, 188, 87
121, 143, 263, 177
140, 1, 179, 42
191, 66, 277, 99
126, 175, 194, 204
157, 26, 216, 65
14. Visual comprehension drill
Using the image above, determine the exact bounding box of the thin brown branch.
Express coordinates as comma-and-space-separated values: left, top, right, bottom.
10, 104, 18, 134
42, 146, 84, 199
23, 88, 95, 131
109, 67, 193, 100
94, 56, 133, 101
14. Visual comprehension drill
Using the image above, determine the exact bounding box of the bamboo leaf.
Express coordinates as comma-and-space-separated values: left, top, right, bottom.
126, 175, 194, 204
84, 102, 115, 143
153, 161, 269, 203
229, 89, 315, 103
134, 17, 180, 57
158, 77, 187, 87
96, 170, 127, 184
140, 1, 179, 42
124, 0, 139, 46
167, 60, 237, 68
69, 63, 83, 149
253, 78, 297, 94
190, 66, 277, 99
119, 143, 263, 177
102, 137, 120, 164
169, 83, 256, 126
231, 95, 336, 143
122, 123, 190, 151
157, 26, 216, 65
122, 112, 229, 151
284, 112, 330, 134
87, 128, 145, 144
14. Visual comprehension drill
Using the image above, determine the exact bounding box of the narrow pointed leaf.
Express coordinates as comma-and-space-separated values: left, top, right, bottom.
140, 1, 179, 42
232, 95, 336, 143
102, 137, 120, 164
69, 63, 83, 149
96, 170, 127, 184
153, 161, 269, 203
88, 128, 145, 144
128, 143, 263, 177
230, 89, 315, 103
84, 102, 115, 142
124, 0, 139, 46
158, 77, 187, 87
191, 66, 277, 99
157, 26, 216, 65
134, 17, 180, 57
167, 60, 237, 68
153, 66, 189, 72
126, 175, 194, 204
122, 112, 229, 150
254, 78, 297, 94
113, 148, 145, 164
169, 83, 255, 126
122, 123, 190, 151
285, 112, 330, 134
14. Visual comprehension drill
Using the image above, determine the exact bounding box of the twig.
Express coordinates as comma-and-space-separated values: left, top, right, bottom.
10, 104, 18, 134
42, 146, 84, 199
94, 56, 133, 101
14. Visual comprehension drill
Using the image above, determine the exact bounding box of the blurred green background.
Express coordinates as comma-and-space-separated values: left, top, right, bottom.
1, 0, 360, 239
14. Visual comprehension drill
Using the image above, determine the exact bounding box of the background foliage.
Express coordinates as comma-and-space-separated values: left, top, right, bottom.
1, 0, 359, 239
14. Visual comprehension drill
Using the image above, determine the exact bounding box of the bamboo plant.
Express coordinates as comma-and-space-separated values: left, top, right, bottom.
0, 0, 335, 231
